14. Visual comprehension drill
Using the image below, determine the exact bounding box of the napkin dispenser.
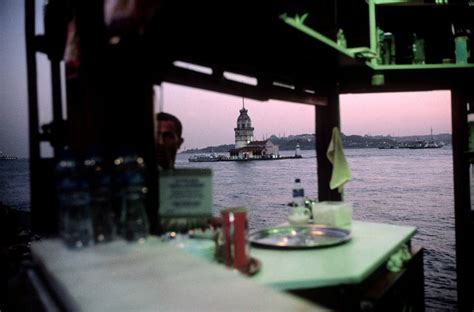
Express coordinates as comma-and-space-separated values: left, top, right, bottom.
311, 201, 352, 229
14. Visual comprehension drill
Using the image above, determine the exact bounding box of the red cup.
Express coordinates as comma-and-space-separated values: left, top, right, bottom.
221, 208, 249, 270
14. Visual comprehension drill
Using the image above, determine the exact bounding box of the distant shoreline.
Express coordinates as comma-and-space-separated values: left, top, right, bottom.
181, 133, 452, 154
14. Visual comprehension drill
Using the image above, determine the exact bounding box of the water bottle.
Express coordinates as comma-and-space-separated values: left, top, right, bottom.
288, 178, 310, 225
115, 152, 149, 242
85, 154, 116, 243
56, 148, 94, 248
292, 178, 305, 207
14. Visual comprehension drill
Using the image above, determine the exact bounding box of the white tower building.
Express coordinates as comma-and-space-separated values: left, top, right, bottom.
234, 100, 254, 148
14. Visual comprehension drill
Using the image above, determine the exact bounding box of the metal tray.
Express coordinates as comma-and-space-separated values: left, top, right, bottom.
249, 225, 351, 249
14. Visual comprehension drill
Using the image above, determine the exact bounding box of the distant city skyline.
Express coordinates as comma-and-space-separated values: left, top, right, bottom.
1, 1, 452, 158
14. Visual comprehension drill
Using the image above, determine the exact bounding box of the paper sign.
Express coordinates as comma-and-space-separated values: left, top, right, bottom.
159, 168, 213, 218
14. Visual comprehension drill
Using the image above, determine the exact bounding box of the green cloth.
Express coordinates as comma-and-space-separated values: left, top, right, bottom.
326, 127, 352, 193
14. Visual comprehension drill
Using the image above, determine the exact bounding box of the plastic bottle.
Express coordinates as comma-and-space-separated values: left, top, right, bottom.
288, 178, 310, 225
85, 153, 116, 243
292, 178, 305, 207
55, 147, 94, 248
115, 152, 149, 242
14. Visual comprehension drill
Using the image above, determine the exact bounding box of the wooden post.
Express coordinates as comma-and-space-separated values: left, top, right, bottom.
451, 87, 474, 312
25, 0, 42, 233
74, 2, 159, 233
316, 87, 342, 202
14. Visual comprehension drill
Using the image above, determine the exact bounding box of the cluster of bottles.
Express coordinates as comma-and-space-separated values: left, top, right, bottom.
55, 147, 149, 248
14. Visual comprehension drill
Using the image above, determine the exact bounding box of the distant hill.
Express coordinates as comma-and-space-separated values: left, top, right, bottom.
181, 133, 451, 153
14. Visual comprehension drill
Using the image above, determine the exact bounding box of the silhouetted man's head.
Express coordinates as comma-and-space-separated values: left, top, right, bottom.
156, 112, 183, 169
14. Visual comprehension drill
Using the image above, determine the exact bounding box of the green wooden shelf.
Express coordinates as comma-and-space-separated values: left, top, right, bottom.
373, 0, 474, 6
368, 63, 474, 70
281, 14, 474, 72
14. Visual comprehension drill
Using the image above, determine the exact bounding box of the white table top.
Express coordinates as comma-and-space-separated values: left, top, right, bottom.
31, 237, 321, 312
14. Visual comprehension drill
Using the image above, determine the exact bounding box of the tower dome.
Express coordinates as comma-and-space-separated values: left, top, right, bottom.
237, 107, 252, 129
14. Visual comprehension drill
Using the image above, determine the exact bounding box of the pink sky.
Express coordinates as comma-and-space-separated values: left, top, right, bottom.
340, 91, 452, 136
156, 84, 452, 150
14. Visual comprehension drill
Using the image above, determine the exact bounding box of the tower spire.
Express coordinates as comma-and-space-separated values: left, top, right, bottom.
242, 97, 245, 109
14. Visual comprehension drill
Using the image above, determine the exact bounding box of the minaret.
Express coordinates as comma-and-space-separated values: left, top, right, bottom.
234, 98, 254, 148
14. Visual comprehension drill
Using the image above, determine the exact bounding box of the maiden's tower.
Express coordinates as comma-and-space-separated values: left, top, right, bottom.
230, 101, 279, 159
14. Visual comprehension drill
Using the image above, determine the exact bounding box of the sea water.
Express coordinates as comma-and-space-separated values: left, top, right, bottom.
0, 149, 457, 310
0, 159, 30, 211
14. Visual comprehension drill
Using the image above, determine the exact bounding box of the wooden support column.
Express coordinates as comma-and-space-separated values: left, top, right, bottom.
451, 87, 474, 312
25, 0, 42, 233
75, 3, 159, 234
316, 86, 342, 202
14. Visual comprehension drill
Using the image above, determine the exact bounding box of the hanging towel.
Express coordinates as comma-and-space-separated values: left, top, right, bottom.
326, 127, 352, 193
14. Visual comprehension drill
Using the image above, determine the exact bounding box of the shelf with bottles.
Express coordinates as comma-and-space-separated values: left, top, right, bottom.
372, 0, 474, 6
367, 0, 474, 69
281, 4, 473, 72
368, 62, 474, 70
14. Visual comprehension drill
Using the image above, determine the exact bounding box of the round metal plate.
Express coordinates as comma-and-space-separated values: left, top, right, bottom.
249, 225, 351, 249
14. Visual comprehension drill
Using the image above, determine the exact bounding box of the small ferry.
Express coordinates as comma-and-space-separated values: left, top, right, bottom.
407, 129, 444, 149
188, 153, 303, 162
377, 143, 398, 149
0, 151, 18, 160
407, 140, 444, 149
188, 153, 228, 162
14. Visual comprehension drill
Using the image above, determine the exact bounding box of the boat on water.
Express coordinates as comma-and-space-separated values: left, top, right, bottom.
188, 153, 228, 162
379, 129, 445, 149
407, 140, 444, 149
188, 153, 302, 162
0, 151, 18, 160
377, 143, 398, 149
407, 128, 445, 149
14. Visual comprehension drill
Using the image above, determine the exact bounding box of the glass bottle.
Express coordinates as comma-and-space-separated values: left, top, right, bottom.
337, 29, 347, 48
412, 33, 425, 65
